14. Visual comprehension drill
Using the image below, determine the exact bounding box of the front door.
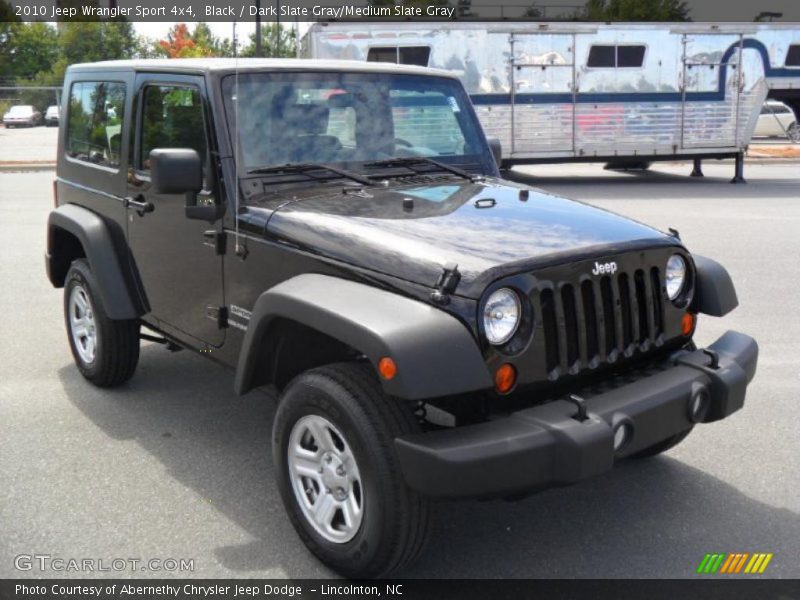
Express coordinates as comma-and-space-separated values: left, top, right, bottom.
126, 73, 225, 347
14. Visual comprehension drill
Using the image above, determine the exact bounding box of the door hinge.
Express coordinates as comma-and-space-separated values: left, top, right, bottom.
203, 230, 226, 255
206, 305, 228, 329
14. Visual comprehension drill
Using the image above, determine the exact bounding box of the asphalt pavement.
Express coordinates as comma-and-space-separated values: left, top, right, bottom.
1, 160, 798, 579
0, 125, 58, 165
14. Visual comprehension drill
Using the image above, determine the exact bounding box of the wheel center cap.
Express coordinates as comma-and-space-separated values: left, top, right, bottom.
320, 452, 348, 492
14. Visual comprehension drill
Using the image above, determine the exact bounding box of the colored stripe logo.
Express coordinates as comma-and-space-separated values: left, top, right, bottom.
696, 553, 773, 574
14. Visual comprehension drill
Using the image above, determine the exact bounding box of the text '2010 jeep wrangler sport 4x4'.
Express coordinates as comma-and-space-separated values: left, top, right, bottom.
47, 59, 758, 578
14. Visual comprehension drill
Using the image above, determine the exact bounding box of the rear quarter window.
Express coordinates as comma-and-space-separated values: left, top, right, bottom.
66, 81, 126, 169
786, 45, 800, 67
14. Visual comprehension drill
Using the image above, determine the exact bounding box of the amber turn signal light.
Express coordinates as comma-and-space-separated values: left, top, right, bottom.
495, 363, 517, 394
378, 357, 397, 380
681, 312, 697, 336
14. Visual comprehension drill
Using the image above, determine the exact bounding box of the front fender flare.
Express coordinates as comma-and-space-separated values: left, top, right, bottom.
692, 255, 738, 317
47, 204, 145, 320
233, 274, 492, 400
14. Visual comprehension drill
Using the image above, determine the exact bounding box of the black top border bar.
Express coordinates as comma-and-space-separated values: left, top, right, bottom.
3, 0, 800, 22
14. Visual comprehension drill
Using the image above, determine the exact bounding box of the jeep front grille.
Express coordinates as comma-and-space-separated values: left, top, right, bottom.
538, 267, 664, 378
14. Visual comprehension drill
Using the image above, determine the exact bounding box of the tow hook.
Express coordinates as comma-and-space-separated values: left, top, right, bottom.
565, 394, 589, 422
702, 348, 720, 369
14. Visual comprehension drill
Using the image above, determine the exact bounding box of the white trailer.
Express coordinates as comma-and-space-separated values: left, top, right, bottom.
302, 22, 800, 179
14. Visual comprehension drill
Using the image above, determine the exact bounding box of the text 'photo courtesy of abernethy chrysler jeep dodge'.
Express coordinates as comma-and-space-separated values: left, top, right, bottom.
45, 58, 758, 578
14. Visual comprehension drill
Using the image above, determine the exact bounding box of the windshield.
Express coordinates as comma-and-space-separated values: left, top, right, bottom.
222, 71, 487, 174
9, 106, 34, 116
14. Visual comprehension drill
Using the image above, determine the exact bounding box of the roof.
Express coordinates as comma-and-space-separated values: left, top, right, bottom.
307, 21, 800, 34
66, 57, 458, 79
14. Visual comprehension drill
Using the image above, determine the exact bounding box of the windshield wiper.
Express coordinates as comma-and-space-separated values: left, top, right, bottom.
363, 157, 477, 182
246, 163, 376, 187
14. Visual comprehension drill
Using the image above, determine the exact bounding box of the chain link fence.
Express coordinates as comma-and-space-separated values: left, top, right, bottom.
0, 77, 64, 118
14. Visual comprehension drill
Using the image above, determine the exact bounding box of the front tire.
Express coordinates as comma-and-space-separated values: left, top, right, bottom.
273, 362, 431, 578
64, 259, 140, 387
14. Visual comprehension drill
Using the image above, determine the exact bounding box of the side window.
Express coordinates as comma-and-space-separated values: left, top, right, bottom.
139, 85, 207, 173
587, 45, 645, 68
399, 47, 431, 67
367, 46, 430, 67
617, 45, 646, 68
786, 45, 800, 67
66, 81, 126, 168
587, 45, 615, 68
367, 47, 398, 64
761, 103, 790, 115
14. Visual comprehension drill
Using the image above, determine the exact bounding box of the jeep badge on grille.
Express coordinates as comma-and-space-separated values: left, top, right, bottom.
592, 261, 618, 275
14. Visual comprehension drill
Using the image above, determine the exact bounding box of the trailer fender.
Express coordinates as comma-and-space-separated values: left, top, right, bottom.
233, 274, 492, 400
46, 204, 145, 320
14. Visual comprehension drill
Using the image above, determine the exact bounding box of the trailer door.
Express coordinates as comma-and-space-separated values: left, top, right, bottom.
681, 33, 743, 149
509, 33, 575, 155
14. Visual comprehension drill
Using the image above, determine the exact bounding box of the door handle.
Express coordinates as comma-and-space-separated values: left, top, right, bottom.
124, 195, 154, 216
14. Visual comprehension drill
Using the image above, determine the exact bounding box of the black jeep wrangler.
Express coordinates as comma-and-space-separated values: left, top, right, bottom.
47, 58, 758, 577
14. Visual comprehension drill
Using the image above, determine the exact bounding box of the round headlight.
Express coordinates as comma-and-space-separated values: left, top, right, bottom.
665, 254, 687, 301
483, 288, 521, 345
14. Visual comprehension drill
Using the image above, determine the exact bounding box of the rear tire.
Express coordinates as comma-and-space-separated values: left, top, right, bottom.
788, 122, 799, 142
631, 427, 693, 458
64, 259, 140, 387
273, 362, 432, 578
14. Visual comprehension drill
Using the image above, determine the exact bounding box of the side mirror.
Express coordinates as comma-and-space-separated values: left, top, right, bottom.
150, 148, 223, 221
486, 137, 502, 168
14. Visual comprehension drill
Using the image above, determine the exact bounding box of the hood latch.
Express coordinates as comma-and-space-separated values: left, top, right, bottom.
431, 262, 461, 305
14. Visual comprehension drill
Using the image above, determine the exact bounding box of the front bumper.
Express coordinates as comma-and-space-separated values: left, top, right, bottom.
395, 330, 757, 499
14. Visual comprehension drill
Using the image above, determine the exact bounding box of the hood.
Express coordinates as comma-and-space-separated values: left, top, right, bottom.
260, 178, 680, 298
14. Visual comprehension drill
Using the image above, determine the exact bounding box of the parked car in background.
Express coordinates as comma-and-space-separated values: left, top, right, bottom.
3, 105, 42, 128
754, 101, 799, 141
45, 105, 60, 126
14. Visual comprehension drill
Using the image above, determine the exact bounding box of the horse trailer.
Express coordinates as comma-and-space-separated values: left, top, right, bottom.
302, 22, 800, 177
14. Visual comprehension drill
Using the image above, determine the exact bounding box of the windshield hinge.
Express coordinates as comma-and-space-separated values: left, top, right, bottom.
431, 262, 461, 305
203, 230, 226, 255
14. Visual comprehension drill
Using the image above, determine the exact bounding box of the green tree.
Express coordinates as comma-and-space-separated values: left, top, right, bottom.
192, 22, 234, 57
524, 4, 543, 17
583, 0, 690, 21
0, 23, 59, 80
153, 23, 234, 58
0, 1, 21, 79
16, 21, 138, 93
241, 24, 297, 58
56, 21, 138, 66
